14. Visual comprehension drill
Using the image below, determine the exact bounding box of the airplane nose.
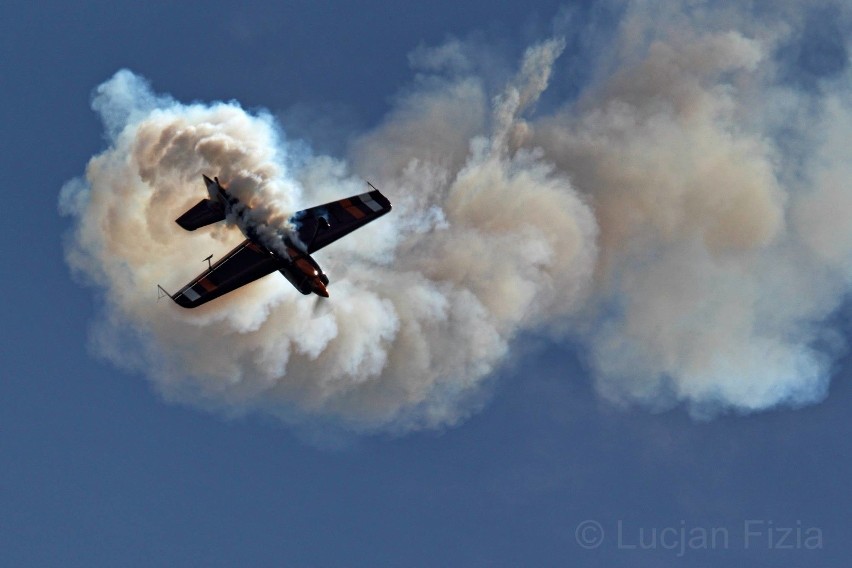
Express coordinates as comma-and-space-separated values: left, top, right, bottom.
313, 281, 329, 297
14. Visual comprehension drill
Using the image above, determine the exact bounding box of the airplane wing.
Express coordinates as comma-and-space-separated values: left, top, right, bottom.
176, 198, 226, 231
171, 239, 280, 308
292, 188, 392, 254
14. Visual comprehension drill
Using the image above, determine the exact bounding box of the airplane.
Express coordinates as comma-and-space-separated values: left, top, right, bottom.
161, 174, 391, 308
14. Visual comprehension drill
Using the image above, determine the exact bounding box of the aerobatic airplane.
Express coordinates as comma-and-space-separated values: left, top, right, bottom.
162, 175, 391, 308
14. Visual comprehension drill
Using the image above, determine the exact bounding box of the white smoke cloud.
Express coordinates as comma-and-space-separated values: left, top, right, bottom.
61, 0, 852, 431
61, 40, 596, 432
531, 0, 852, 415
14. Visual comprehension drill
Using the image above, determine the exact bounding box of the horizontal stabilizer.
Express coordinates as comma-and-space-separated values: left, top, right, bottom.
176, 199, 226, 231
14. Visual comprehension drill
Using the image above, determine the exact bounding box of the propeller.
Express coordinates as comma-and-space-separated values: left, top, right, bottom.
311, 295, 332, 318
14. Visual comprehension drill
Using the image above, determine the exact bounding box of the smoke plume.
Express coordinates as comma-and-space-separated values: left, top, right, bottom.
61, 1, 852, 431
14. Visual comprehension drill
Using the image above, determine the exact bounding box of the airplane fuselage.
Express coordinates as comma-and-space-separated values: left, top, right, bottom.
206, 175, 329, 297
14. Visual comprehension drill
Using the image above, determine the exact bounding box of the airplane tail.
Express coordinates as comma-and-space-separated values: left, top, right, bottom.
176, 198, 225, 231
175, 175, 226, 231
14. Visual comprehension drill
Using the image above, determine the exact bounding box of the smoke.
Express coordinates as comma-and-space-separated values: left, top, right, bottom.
529, 1, 852, 414
61, 0, 852, 432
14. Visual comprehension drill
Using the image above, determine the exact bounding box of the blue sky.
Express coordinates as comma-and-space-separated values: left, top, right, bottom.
2, 1, 851, 566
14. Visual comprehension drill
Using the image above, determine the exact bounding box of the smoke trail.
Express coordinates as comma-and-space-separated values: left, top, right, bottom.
61, 1, 852, 431
61, 40, 596, 431
530, 1, 852, 414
